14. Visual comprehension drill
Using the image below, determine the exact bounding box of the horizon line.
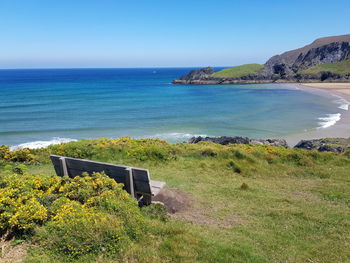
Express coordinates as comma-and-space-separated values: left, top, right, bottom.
0, 65, 234, 70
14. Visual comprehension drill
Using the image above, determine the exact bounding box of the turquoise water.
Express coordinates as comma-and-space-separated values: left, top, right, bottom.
0, 68, 347, 148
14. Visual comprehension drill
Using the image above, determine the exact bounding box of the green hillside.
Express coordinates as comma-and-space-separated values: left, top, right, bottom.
1, 138, 350, 262
300, 57, 350, 75
211, 64, 263, 78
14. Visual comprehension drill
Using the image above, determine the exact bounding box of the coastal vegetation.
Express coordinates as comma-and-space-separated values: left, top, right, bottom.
211, 64, 263, 78
0, 137, 349, 262
300, 57, 350, 76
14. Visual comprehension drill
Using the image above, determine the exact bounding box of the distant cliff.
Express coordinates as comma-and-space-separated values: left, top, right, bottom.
173, 34, 350, 84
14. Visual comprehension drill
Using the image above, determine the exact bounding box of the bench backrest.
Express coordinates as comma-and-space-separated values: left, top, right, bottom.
50, 155, 152, 198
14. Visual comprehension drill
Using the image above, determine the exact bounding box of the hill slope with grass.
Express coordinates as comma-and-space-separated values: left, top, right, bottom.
0, 137, 349, 262
300, 57, 350, 75
211, 64, 263, 78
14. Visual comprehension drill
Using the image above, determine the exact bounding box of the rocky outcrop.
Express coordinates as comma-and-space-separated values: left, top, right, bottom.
173, 67, 215, 84
295, 72, 350, 82
294, 138, 350, 152
188, 136, 289, 148
173, 34, 350, 84
264, 41, 350, 77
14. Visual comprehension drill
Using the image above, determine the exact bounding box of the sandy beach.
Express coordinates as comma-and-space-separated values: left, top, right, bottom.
300, 83, 350, 99
284, 83, 350, 146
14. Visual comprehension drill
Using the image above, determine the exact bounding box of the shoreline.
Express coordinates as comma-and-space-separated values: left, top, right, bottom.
299, 82, 350, 99
284, 83, 350, 146
7, 82, 350, 150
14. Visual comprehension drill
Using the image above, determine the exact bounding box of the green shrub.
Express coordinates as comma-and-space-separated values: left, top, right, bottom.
0, 173, 59, 234
49, 140, 96, 159
35, 201, 129, 260
0, 147, 34, 163
0, 173, 143, 238
128, 144, 172, 161
0, 171, 147, 260
0, 145, 10, 159
12, 164, 28, 174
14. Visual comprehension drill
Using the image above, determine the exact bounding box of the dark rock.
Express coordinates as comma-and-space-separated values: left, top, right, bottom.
172, 67, 214, 84
292, 42, 350, 72
294, 138, 349, 152
294, 140, 317, 150
188, 136, 289, 148
318, 145, 344, 153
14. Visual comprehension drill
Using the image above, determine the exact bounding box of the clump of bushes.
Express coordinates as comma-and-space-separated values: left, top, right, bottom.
127, 143, 173, 161
0, 172, 147, 261
0, 145, 34, 163
47, 137, 175, 162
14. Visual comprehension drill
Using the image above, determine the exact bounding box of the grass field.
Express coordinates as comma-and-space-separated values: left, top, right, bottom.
211, 64, 264, 78
0, 138, 349, 262
300, 58, 350, 75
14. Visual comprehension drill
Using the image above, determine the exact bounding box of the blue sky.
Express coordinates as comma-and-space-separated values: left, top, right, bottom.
1, 0, 349, 68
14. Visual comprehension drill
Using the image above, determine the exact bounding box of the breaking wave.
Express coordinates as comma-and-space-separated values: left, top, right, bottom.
333, 96, 350, 111
146, 132, 208, 142
10, 137, 77, 150
317, 113, 341, 129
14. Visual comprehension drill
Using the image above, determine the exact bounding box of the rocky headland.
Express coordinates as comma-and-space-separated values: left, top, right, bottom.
173, 34, 350, 84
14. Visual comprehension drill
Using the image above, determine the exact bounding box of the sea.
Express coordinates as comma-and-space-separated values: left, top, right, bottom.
0, 68, 348, 149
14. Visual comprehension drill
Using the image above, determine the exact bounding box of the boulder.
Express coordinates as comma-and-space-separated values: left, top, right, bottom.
294, 138, 349, 152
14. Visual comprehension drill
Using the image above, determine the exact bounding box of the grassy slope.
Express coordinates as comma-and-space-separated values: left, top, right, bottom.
211, 64, 263, 78
1, 138, 350, 262
301, 57, 350, 75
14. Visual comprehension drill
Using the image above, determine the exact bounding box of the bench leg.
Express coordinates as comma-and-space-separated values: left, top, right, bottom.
125, 168, 136, 198
140, 195, 152, 206
59, 157, 69, 177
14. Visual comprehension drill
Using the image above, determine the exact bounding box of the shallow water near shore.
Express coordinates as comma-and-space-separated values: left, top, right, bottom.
0, 68, 348, 148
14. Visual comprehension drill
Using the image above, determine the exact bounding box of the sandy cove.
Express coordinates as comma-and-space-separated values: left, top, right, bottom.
284, 83, 350, 146
300, 83, 350, 99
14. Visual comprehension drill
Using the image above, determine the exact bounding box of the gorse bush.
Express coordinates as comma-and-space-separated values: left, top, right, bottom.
0, 171, 147, 260
47, 137, 175, 162
35, 200, 129, 260
0, 145, 9, 159
0, 145, 34, 163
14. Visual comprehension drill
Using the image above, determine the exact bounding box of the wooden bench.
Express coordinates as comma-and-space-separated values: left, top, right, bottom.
50, 155, 165, 206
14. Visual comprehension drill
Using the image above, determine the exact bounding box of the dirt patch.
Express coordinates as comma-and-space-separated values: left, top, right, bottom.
0, 240, 27, 263
153, 188, 242, 228
152, 188, 193, 214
